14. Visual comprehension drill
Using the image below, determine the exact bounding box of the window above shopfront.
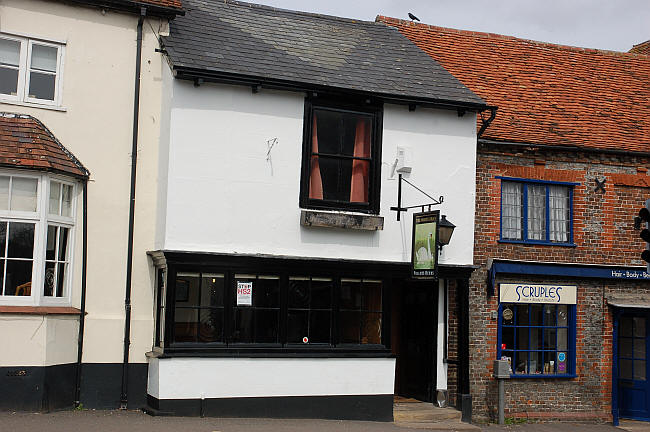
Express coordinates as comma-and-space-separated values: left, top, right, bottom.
498, 178, 577, 246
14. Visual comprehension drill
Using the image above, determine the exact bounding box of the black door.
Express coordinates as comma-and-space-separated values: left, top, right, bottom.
398, 281, 437, 401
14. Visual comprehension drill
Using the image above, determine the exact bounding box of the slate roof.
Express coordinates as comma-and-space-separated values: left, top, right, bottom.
0, 113, 88, 179
379, 17, 650, 153
162, 0, 485, 108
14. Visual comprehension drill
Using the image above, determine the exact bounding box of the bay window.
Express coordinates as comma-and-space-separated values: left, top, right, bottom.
500, 178, 575, 245
0, 34, 64, 107
0, 172, 76, 305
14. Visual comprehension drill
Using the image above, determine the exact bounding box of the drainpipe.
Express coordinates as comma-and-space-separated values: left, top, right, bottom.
120, 6, 146, 410
74, 180, 89, 407
477, 106, 497, 138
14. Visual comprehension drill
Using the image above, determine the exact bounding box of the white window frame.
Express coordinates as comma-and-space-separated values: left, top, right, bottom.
0, 33, 65, 108
0, 169, 77, 307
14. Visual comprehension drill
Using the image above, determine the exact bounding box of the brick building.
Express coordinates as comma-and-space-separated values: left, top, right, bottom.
380, 17, 650, 423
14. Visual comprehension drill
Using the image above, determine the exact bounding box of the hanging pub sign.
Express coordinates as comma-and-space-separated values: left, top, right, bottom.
412, 210, 439, 279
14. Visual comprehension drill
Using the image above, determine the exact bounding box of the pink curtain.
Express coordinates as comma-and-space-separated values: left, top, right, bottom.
350, 118, 370, 203
308, 115, 323, 199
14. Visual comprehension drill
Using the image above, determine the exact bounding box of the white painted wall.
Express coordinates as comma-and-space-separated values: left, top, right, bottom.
0, 0, 166, 365
161, 81, 477, 265
436, 279, 448, 390
148, 357, 396, 399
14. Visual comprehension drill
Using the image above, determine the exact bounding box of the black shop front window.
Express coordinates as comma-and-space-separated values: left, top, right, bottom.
166, 269, 385, 352
300, 99, 382, 214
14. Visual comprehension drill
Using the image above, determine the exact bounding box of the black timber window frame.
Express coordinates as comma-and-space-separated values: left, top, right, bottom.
155, 253, 393, 356
299, 96, 383, 215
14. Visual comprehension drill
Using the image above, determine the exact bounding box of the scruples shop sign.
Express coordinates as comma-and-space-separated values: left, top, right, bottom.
500, 283, 577, 304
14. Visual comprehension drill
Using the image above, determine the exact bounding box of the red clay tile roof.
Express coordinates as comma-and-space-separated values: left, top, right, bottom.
630, 40, 650, 55
136, 0, 182, 9
378, 17, 650, 153
0, 113, 88, 179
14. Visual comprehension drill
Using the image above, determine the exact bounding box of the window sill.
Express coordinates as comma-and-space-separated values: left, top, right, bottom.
498, 239, 577, 247
300, 210, 384, 231
0, 98, 67, 112
148, 348, 394, 359
506, 373, 576, 379
0, 305, 81, 315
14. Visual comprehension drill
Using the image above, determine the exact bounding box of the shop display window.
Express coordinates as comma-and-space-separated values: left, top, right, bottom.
497, 303, 576, 377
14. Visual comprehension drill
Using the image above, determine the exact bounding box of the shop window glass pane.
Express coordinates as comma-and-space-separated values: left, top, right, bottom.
0, 261, 4, 295
544, 328, 556, 350
5, 259, 32, 296
7, 222, 34, 258
529, 351, 542, 374
58, 227, 68, 261
43, 261, 55, 296
530, 328, 542, 350
501, 327, 514, 350
232, 308, 253, 343
49, 182, 61, 215
29, 72, 56, 100
621, 338, 633, 358
46, 225, 56, 261
621, 317, 633, 337
634, 317, 646, 338
515, 305, 529, 326
310, 310, 331, 344
543, 352, 556, 374
288, 278, 310, 309
635, 338, 646, 359
339, 310, 360, 344
56, 263, 65, 297
10, 178, 37, 212
635, 360, 646, 381
363, 281, 382, 311
173, 308, 197, 343
361, 312, 381, 344
175, 273, 199, 306
201, 274, 224, 307
287, 310, 308, 343
340, 279, 362, 310
255, 309, 279, 343
543, 305, 556, 326
31, 45, 57, 72
311, 278, 332, 309
558, 305, 568, 326
621, 359, 633, 380
61, 184, 72, 217
255, 277, 279, 308
514, 351, 528, 374
530, 305, 543, 326
557, 328, 568, 351
198, 309, 223, 343
516, 327, 529, 350
0, 222, 6, 257
502, 306, 514, 325
0, 176, 8, 210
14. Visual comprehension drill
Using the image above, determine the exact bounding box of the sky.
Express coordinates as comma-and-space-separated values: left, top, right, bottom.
250, 0, 649, 52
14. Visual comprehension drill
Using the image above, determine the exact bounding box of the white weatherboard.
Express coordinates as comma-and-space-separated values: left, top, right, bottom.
500, 283, 577, 304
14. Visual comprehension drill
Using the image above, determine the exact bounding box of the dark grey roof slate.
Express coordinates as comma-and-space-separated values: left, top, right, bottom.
162, 0, 485, 107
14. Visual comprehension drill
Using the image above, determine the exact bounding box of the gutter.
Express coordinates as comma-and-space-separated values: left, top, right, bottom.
477, 106, 497, 138
64, 0, 183, 18
120, 6, 146, 410
171, 66, 488, 113
479, 138, 650, 158
74, 181, 89, 407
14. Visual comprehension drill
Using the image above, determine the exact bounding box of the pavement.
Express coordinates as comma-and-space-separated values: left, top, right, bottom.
0, 410, 645, 432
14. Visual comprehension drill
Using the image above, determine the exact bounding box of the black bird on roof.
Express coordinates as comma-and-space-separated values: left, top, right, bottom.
408, 13, 420, 22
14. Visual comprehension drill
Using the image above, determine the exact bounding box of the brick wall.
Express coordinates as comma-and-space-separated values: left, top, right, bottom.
471, 143, 650, 421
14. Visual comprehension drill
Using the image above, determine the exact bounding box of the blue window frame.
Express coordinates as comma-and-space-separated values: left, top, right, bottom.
497, 303, 576, 378
498, 177, 576, 246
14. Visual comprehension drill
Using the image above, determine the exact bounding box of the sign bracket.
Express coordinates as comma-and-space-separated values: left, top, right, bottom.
390, 174, 444, 221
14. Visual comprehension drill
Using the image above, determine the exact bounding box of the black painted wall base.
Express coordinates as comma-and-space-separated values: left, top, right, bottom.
0, 363, 76, 412
80, 363, 148, 410
146, 394, 394, 421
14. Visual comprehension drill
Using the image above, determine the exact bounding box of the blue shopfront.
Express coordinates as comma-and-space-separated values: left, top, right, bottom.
488, 259, 650, 424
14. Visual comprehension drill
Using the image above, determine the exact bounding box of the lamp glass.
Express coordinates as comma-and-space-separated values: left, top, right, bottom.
438, 216, 456, 246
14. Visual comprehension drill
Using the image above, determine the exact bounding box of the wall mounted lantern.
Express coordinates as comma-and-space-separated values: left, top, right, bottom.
438, 215, 456, 248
